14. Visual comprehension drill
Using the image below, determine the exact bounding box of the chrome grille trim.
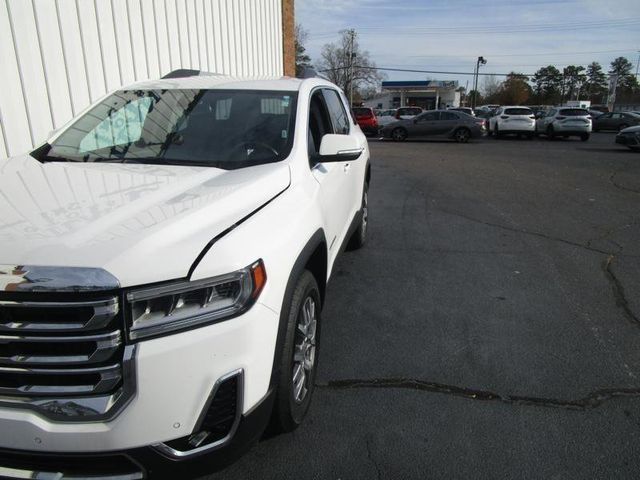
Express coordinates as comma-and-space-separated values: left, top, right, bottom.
0, 298, 119, 332
0, 266, 135, 422
0, 330, 121, 366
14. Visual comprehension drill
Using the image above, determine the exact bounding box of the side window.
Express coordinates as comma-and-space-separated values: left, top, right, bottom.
419, 112, 438, 121
322, 89, 350, 134
440, 112, 458, 121
308, 90, 333, 161
547, 109, 556, 117
338, 91, 356, 125
79, 96, 153, 152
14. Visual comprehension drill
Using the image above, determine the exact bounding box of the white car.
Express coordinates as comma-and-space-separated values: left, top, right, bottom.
489, 106, 536, 138
535, 107, 592, 141
0, 71, 370, 478
376, 108, 398, 127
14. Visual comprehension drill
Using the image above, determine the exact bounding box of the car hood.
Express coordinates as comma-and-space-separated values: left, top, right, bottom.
0, 155, 290, 287
620, 125, 640, 133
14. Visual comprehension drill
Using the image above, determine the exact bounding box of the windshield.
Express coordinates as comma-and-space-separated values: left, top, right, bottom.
38, 89, 298, 169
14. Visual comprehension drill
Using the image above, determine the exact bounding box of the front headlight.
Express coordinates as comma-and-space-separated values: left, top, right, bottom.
126, 260, 266, 340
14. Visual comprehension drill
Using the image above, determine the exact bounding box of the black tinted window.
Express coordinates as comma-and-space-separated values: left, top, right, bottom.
440, 112, 459, 120
505, 108, 532, 115
42, 89, 297, 169
323, 89, 350, 134
418, 112, 438, 121
559, 109, 589, 116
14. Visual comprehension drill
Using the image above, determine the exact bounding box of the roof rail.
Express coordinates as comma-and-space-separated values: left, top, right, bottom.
161, 69, 221, 79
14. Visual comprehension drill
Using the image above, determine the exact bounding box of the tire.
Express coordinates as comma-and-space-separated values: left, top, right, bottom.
391, 128, 407, 142
271, 270, 321, 433
347, 181, 369, 250
546, 125, 555, 140
494, 124, 501, 138
580, 133, 590, 141
453, 127, 471, 143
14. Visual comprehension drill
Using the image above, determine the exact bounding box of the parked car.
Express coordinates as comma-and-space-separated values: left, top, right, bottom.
448, 107, 475, 116
615, 125, 640, 151
535, 107, 592, 140
380, 110, 486, 143
593, 112, 640, 132
476, 104, 500, 113
395, 106, 423, 120
588, 109, 604, 119
0, 72, 371, 478
488, 106, 536, 138
376, 108, 399, 127
352, 107, 379, 136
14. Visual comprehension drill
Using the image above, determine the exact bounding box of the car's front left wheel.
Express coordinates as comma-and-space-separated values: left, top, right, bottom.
347, 181, 369, 250
271, 270, 321, 433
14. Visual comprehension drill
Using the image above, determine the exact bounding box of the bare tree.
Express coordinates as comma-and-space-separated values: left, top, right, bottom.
481, 75, 501, 102
315, 30, 384, 101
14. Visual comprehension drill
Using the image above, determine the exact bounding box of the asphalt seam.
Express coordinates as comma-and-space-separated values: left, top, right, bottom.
316, 379, 640, 411
604, 255, 640, 326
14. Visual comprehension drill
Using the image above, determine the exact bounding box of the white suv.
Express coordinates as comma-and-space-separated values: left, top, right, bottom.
489, 106, 536, 138
535, 107, 592, 141
0, 72, 370, 478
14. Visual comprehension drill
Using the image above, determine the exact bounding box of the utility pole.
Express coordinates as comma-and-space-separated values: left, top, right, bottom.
348, 29, 356, 107
636, 50, 640, 78
473, 56, 486, 108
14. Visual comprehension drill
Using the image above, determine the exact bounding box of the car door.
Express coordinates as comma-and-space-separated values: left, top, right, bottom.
309, 88, 355, 254
438, 111, 460, 135
411, 111, 439, 137
596, 113, 612, 130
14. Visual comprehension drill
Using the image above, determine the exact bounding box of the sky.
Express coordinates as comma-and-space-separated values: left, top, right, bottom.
295, 0, 640, 91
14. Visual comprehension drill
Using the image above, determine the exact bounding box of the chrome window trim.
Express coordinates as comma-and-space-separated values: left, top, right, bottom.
0, 266, 120, 293
152, 369, 244, 459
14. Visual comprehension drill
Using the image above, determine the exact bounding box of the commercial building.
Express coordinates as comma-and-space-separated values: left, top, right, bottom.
0, 0, 295, 159
365, 80, 461, 110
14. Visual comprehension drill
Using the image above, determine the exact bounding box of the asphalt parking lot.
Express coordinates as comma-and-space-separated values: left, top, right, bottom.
210, 132, 640, 479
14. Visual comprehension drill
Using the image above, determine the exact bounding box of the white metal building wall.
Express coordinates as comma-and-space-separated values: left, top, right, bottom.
0, 0, 284, 159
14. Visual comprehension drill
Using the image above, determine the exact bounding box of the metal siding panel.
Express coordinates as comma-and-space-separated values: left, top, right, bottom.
56, 0, 91, 116
126, 0, 149, 80
185, 0, 199, 68
0, 1, 32, 156
212, 0, 224, 73
32, 0, 74, 128
218, 0, 230, 73
202, 0, 212, 72
153, 0, 171, 76
140, 0, 160, 78
111, 0, 137, 85
6, 0, 53, 146
274, 0, 283, 75
94, 0, 123, 91
75, 0, 108, 100
164, 0, 181, 70
195, 0, 207, 71
175, 0, 190, 68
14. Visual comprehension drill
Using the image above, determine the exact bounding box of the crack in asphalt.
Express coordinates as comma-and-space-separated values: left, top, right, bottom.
365, 437, 382, 480
439, 209, 612, 256
610, 170, 640, 195
604, 255, 640, 326
317, 379, 640, 411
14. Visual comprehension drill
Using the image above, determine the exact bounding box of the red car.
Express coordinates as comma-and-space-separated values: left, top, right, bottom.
352, 107, 379, 136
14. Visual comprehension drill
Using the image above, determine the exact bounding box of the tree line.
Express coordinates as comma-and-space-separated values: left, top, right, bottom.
469, 57, 640, 106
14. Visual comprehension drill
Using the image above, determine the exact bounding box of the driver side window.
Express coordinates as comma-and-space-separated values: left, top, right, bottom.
308, 90, 334, 165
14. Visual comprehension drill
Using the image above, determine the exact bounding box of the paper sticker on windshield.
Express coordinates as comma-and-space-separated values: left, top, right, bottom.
282, 96, 290, 107
281, 130, 288, 139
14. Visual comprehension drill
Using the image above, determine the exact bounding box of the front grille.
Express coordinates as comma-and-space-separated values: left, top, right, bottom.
0, 293, 134, 421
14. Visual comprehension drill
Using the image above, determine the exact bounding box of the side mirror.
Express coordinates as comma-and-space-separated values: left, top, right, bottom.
317, 134, 363, 162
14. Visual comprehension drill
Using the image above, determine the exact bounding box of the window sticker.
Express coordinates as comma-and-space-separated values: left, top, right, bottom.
282, 96, 290, 107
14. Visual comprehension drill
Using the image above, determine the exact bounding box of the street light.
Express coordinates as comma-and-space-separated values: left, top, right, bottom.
473, 56, 487, 108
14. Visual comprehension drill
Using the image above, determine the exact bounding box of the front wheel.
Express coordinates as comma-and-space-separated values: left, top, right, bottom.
453, 128, 471, 143
347, 181, 369, 250
580, 133, 590, 141
391, 128, 407, 142
494, 124, 501, 138
271, 270, 321, 433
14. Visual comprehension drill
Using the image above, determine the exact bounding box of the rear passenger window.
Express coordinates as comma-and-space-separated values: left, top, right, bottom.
323, 89, 350, 134
440, 112, 458, 120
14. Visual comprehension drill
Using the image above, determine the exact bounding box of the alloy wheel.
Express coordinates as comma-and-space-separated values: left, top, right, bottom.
292, 297, 317, 404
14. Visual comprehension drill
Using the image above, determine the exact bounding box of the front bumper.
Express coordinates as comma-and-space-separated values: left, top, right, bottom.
0, 302, 279, 453
0, 387, 276, 479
